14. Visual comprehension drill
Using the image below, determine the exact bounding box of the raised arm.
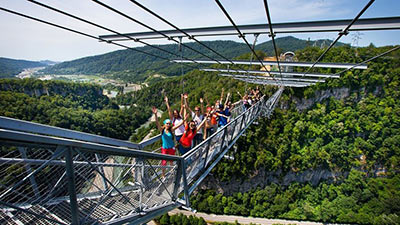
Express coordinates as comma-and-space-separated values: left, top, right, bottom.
224, 92, 231, 106
184, 93, 193, 114
219, 88, 225, 103
196, 117, 207, 130
172, 119, 185, 131
200, 98, 204, 114
152, 107, 163, 132
179, 94, 184, 116
164, 96, 173, 120
236, 91, 243, 98
215, 112, 230, 119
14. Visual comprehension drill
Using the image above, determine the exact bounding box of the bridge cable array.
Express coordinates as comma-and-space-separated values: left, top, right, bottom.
0, 6, 205, 72
91, 0, 247, 74
334, 45, 400, 76
262, 0, 284, 83
26, 0, 198, 67
301, 0, 375, 78
128, 0, 245, 74
214, 0, 283, 86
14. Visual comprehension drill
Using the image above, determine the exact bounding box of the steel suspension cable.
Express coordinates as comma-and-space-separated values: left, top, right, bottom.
302, 0, 375, 77
245, 34, 260, 91
214, 0, 282, 86
128, 0, 242, 67
263, 0, 284, 82
26, 0, 200, 67
0, 7, 187, 66
92, 0, 230, 67
335, 45, 400, 76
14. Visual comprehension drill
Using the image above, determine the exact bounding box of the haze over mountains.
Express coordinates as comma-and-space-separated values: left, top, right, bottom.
0, 36, 347, 81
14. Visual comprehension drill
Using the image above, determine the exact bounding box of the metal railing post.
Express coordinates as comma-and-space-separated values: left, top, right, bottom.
172, 159, 183, 201
135, 157, 146, 212
240, 112, 246, 131
202, 139, 212, 169
65, 147, 80, 225
229, 119, 238, 143
181, 158, 190, 207
219, 127, 227, 153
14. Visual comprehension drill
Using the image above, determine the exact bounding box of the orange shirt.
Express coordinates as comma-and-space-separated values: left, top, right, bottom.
210, 113, 218, 125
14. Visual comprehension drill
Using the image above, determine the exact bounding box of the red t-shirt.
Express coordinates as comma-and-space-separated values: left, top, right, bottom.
179, 124, 197, 147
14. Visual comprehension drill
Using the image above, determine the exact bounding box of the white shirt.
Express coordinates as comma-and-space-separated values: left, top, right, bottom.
173, 117, 185, 136
191, 112, 204, 134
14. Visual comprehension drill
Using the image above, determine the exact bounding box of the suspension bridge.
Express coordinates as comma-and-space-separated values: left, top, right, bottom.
0, 0, 399, 224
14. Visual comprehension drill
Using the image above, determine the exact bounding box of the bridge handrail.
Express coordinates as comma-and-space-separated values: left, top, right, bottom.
0, 128, 180, 161
0, 116, 141, 150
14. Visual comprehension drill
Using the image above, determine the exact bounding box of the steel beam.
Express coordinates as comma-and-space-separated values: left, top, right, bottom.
219, 73, 325, 83
0, 129, 181, 161
202, 68, 340, 78
235, 77, 312, 87
172, 59, 367, 69
99, 17, 400, 41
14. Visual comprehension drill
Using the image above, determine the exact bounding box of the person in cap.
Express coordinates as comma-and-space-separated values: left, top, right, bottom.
152, 107, 184, 176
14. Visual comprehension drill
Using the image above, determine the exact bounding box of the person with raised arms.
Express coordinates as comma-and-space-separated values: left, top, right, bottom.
152, 106, 184, 176
165, 95, 185, 143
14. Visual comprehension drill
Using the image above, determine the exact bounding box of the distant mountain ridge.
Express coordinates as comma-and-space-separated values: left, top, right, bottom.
0, 57, 48, 78
42, 36, 348, 82
39, 60, 59, 66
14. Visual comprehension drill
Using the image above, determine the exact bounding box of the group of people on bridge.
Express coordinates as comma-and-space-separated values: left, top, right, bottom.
152, 87, 262, 167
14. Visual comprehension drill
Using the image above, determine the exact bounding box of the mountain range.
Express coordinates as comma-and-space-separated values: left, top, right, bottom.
0, 36, 347, 81
0, 58, 58, 78
41, 36, 347, 82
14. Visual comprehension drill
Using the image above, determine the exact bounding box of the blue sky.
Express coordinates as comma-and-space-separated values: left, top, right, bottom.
0, 0, 399, 62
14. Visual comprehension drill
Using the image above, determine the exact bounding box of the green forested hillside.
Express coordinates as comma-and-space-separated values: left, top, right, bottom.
115, 44, 400, 224
187, 45, 400, 225
41, 37, 344, 82
0, 57, 46, 78
0, 79, 149, 139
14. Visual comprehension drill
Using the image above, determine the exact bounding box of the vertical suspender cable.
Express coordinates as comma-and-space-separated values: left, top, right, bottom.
128, 0, 244, 70
179, 37, 185, 94
245, 34, 260, 91
263, 0, 284, 84
214, 0, 283, 86
92, 0, 238, 70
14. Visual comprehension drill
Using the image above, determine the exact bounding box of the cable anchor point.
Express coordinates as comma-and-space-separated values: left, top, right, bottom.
268, 32, 276, 38
339, 29, 349, 36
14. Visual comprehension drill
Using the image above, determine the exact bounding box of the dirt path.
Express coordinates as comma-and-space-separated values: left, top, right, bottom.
148, 209, 342, 225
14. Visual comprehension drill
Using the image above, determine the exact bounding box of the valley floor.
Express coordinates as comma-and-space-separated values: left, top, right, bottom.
149, 209, 344, 225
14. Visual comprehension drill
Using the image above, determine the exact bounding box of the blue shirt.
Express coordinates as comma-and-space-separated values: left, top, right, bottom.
161, 130, 175, 149
218, 108, 231, 126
